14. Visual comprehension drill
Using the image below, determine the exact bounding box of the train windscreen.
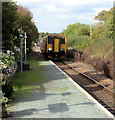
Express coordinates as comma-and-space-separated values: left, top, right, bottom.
48, 36, 65, 44
48, 36, 54, 44
60, 37, 65, 44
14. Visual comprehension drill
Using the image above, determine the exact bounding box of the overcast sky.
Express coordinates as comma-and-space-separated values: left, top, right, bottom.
14, 0, 113, 33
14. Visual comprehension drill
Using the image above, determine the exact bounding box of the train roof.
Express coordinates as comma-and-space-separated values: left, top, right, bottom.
47, 33, 65, 37
40, 33, 66, 41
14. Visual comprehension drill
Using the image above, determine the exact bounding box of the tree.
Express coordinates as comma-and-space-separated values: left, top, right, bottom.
62, 23, 90, 50
39, 32, 49, 40
2, 2, 18, 50
94, 8, 114, 38
94, 7, 114, 24
86, 8, 114, 58
2, 3, 39, 52
16, 5, 39, 52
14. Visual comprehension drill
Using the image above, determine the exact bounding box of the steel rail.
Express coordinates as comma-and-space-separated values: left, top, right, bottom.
61, 61, 115, 94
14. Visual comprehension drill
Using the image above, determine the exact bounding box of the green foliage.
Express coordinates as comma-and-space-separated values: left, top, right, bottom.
1, 52, 17, 100
87, 8, 114, 59
74, 36, 91, 51
62, 23, 90, 50
2, 2, 39, 53
94, 7, 114, 39
1, 52, 16, 70
2, 2, 18, 50
16, 5, 39, 52
94, 8, 114, 24
62, 7, 113, 60
92, 23, 112, 38
86, 35, 113, 59
39, 32, 50, 41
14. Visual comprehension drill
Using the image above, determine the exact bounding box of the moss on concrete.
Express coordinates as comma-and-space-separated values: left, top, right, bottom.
12, 60, 44, 99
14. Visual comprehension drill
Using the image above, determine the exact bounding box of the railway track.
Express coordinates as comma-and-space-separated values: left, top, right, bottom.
53, 60, 115, 116
61, 61, 115, 94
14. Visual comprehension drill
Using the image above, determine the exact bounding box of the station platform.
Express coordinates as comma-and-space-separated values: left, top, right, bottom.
8, 60, 114, 119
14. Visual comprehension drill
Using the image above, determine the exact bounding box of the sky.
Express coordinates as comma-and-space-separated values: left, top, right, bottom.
13, 0, 114, 33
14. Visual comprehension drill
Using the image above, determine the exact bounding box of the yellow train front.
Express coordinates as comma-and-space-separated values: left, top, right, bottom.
40, 33, 66, 59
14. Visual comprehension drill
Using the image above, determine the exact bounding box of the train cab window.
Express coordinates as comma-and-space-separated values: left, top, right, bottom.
54, 36, 60, 39
48, 36, 54, 44
60, 37, 65, 44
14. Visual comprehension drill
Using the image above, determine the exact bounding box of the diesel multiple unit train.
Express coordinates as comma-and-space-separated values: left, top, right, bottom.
40, 33, 66, 59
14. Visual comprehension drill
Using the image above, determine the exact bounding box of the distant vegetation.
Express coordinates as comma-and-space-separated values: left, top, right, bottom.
38, 32, 49, 41
62, 8, 114, 78
62, 23, 90, 51
62, 7, 114, 59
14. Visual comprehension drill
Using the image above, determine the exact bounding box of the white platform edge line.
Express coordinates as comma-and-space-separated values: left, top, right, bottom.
50, 60, 114, 118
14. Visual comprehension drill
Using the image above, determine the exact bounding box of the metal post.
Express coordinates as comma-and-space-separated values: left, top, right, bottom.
24, 32, 27, 61
19, 27, 23, 73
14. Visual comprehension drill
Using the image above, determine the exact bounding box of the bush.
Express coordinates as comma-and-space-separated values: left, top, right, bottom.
0, 52, 17, 101
2, 75, 14, 99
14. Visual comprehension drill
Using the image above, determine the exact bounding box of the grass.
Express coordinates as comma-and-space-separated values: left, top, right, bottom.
12, 59, 44, 99
58, 87, 69, 92
86, 37, 113, 59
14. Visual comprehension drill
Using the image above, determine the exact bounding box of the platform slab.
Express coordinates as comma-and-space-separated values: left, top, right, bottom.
8, 61, 114, 119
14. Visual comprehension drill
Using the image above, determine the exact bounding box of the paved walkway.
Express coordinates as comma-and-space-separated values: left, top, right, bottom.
8, 61, 113, 119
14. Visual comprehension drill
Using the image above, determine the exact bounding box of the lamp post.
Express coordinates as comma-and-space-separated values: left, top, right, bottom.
24, 32, 27, 62
19, 27, 23, 73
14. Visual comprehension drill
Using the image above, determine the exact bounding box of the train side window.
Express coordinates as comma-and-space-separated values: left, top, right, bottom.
48, 36, 54, 44
60, 37, 65, 44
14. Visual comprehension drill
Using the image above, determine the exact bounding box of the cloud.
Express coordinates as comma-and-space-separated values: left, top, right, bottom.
15, 0, 114, 32
93, 7, 111, 15
63, 0, 96, 6
15, 0, 113, 6
14, 0, 45, 3
46, 4, 67, 14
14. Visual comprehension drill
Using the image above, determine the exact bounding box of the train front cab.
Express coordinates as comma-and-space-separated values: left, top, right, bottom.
46, 35, 66, 59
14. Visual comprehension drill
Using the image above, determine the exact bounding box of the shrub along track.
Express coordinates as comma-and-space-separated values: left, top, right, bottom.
54, 60, 115, 116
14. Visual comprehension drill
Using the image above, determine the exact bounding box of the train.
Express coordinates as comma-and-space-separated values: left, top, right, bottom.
40, 33, 66, 59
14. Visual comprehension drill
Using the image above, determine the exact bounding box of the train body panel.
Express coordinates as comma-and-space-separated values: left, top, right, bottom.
40, 33, 66, 59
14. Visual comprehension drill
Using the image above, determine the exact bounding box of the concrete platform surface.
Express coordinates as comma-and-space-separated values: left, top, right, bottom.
8, 61, 114, 119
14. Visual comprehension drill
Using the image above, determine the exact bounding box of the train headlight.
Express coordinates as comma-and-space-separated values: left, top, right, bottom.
60, 48, 64, 51
48, 48, 52, 51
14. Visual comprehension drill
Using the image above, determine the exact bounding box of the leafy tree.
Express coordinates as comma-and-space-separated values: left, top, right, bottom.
77, 24, 90, 36
16, 5, 39, 52
95, 8, 114, 24
62, 23, 90, 50
86, 8, 114, 58
2, 2, 18, 50
93, 7, 114, 38
39, 32, 49, 40
2, 2, 39, 53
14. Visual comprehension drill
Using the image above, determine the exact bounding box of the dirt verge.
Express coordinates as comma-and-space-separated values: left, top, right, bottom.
66, 48, 114, 80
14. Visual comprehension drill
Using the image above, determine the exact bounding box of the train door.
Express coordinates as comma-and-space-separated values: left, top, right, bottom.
54, 38, 59, 52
